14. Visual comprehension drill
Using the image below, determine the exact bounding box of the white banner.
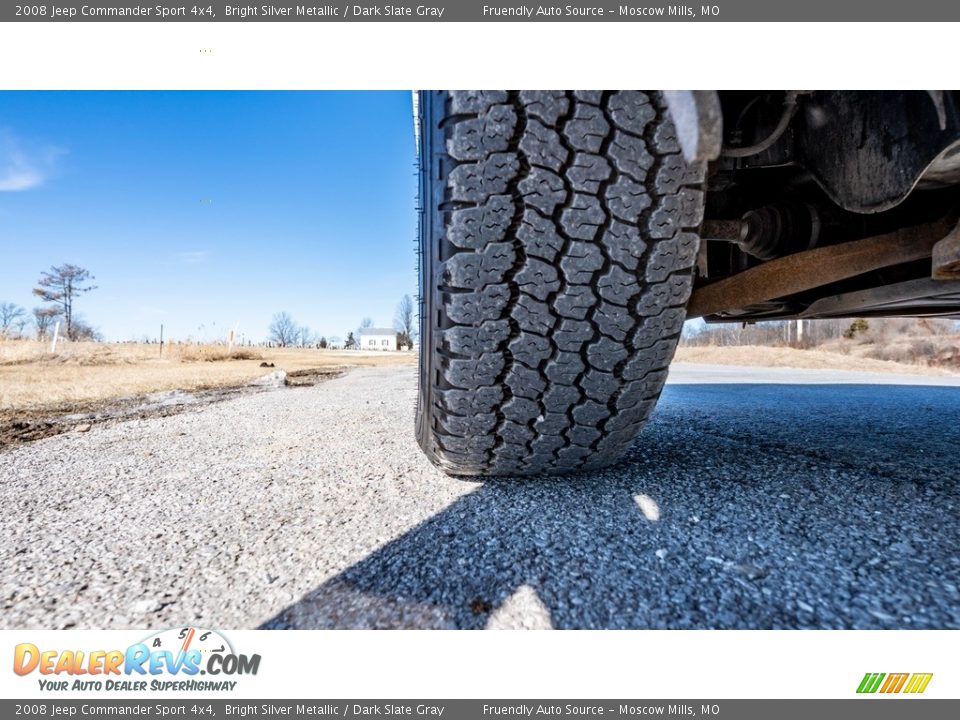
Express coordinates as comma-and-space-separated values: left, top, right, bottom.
2, 630, 955, 700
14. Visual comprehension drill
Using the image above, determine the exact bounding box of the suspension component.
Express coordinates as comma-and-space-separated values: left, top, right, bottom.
688, 218, 955, 318
702, 202, 822, 261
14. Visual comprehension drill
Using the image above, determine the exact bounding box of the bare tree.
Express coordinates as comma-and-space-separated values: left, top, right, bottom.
394, 294, 417, 349
69, 316, 102, 342
32, 306, 61, 339
355, 316, 374, 347
268, 311, 299, 347
297, 324, 316, 348
0, 302, 27, 338
32, 264, 97, 340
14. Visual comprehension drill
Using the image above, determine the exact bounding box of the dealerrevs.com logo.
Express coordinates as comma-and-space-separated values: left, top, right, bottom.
857, 673, 933, 694
13, 627, 260, 692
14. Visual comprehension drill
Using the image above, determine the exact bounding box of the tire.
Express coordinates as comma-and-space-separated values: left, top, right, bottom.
416, 91, 704, 477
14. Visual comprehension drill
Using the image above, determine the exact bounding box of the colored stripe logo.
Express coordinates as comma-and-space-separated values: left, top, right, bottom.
857, 672, 933, 694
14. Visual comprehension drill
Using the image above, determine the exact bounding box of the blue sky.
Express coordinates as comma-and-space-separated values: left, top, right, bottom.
0, 91, 418, 342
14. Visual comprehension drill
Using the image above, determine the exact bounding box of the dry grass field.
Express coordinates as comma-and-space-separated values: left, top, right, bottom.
4, 337, 954, 416
674, 345, 959, 376
0, 340, 414, 414
2, 336, 954, 451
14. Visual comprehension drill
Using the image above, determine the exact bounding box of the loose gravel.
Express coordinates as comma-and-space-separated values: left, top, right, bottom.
1, 364, 958, 629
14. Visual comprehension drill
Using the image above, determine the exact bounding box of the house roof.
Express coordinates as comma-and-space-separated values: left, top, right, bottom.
359, 328, 397, 335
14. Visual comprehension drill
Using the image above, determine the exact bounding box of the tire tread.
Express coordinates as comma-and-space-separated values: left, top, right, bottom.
418, 91, 703, 476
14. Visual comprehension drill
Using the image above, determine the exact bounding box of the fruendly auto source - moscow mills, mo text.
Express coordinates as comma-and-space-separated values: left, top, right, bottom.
481, 5, 712, 17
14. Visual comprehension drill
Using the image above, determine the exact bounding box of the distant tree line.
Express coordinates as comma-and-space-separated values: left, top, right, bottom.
681, 317, 959, 349
267, 311, 326, 348
268, 294, 419, 351
1, 263, 100, 341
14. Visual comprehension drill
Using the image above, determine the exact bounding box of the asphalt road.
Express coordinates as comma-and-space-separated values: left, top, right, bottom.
1, 363, 958, 629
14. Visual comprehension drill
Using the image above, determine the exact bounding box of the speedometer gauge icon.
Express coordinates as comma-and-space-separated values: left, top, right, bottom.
141, 627, 234, 658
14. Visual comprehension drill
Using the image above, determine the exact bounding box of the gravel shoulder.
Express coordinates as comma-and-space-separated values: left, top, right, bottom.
2, 363, 957, 630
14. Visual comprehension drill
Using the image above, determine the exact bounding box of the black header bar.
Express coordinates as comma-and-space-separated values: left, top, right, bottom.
2, 1, 959, 22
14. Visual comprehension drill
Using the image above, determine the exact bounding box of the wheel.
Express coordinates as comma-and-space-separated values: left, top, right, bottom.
416, 91, 704, 476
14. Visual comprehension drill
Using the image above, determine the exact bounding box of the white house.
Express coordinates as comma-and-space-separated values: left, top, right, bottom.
359, 327, 397, 351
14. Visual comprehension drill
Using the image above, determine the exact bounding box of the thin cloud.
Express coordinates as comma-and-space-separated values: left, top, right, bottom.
0, 131, 65, 192
175, 251, 210, 264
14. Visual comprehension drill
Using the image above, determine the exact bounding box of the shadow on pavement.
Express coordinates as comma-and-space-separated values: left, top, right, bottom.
261, 383, 960, 630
